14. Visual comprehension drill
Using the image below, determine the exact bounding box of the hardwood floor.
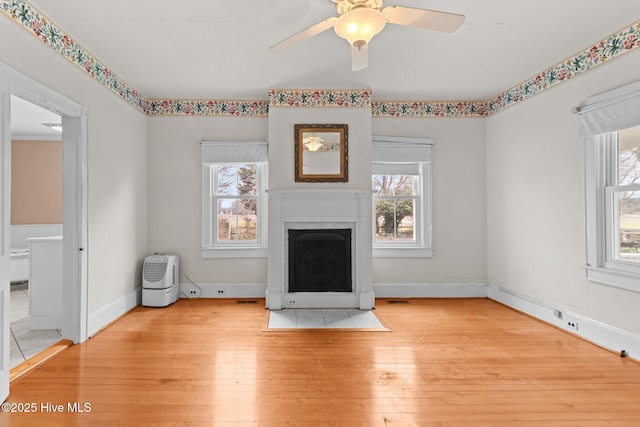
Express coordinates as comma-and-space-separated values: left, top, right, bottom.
2, 298, 640, 426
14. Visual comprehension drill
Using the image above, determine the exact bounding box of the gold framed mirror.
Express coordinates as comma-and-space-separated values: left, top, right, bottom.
294, 124, 348, 182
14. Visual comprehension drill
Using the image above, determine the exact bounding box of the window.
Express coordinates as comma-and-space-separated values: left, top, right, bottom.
581, 81, 640, 291
606, 127, 640, 267
372, 137, 432, 257
211, 164, 259, 242
201, 141, 268, 258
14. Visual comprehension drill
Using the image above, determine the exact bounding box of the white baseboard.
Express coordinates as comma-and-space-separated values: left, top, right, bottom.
179, 283, 267, 299
179, 282, 487, 300
488, 284, 640, 361
88, 287, 141, 337
373, 282, 488, 298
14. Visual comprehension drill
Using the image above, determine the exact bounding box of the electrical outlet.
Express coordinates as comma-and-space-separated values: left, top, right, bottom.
558, 311, 578, 331
217, 289, 225, 295
566, 320, 579, 330
288, 299, 296, 305
181, 284, 201, 298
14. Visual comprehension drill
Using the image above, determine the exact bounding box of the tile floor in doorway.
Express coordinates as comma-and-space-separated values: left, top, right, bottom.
10, 283, 62, 369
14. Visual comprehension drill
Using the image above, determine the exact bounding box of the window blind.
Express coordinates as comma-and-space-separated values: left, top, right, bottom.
372, 137, 432, 175
201, 140, 268, 163
578, 80, 640, 137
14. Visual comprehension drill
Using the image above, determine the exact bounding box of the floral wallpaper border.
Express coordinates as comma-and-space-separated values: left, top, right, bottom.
486, 21, 640, 114
371, 101, 488, 118
146, 99, 268, 116
268, 89, 371, 108
1, 0, 147, 113
1, 0, 638, 117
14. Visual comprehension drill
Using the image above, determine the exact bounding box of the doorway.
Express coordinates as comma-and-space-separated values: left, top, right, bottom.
1, 61, 88, 400
9, 95, 65, 368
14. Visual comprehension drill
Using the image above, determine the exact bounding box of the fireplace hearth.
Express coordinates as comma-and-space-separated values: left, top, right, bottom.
288, 229, 352, 293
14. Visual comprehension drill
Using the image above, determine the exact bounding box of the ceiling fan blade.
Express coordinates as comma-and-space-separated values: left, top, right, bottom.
269, 17, 338, 53
351, 44, 369, 71
382, 6, 465, 33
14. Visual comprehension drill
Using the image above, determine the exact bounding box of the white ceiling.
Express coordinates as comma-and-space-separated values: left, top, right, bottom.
10, 96, 62, 140
21, 0, 640, 102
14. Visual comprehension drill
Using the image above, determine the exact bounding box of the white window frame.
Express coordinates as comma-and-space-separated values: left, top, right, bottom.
372, 136, 433, 258
201, 141, 268, 258
581, 81, 640, 292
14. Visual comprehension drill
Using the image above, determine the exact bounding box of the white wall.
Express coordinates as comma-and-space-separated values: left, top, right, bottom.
486, 52, 640, 335
147, 115, 268, 284
372, 117, 487, 285
147, 110, 487, 289
0, 23, 148, 318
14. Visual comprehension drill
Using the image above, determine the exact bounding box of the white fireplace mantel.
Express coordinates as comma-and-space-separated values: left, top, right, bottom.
266, 189, 374, 310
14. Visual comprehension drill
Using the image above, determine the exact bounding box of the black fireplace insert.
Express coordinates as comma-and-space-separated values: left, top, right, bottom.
288, 229, 352, 293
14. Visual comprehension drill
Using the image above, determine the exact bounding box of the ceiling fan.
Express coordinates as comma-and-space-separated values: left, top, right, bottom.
269, 0, 465, 71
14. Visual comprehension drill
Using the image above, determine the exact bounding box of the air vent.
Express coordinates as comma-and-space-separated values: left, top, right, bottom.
143, 260, 168, 283
237, 300, 259, 304
387, 300, 409, 304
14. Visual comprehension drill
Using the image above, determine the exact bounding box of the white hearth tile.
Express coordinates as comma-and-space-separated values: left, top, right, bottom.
321, 308, 349, 318
267, 308, 385, 329
295, 315, 326, 328
324, 317, 355, 328
267, 310, 297, 328
350, 311, 385, 328
297, 309, 324, 318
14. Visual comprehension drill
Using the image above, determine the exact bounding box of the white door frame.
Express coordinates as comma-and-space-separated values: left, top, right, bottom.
1, 61, 88, 401
0, 66, 11, 402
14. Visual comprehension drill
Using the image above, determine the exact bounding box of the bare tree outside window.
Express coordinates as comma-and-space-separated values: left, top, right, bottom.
616, 127, 640, 262
215, 164, 258, 241
373, 175, 417, 242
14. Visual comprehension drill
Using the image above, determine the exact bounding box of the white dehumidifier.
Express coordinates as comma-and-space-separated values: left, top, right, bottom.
142, 254, 180, 307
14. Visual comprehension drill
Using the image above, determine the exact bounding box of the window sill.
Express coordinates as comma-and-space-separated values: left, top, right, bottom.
584, 266, 640, 293
201, 247, 268, 259
373, 247, 433, 258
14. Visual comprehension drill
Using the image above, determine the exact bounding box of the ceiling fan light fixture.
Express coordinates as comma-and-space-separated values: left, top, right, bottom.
334, 8, 386, 48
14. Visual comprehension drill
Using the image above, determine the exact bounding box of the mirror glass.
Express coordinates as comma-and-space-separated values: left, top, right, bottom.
295, 124, 348, 182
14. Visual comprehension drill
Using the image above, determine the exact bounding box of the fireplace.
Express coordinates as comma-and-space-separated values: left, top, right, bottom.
266, 189, 374, 310
288, 229, 352, 293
